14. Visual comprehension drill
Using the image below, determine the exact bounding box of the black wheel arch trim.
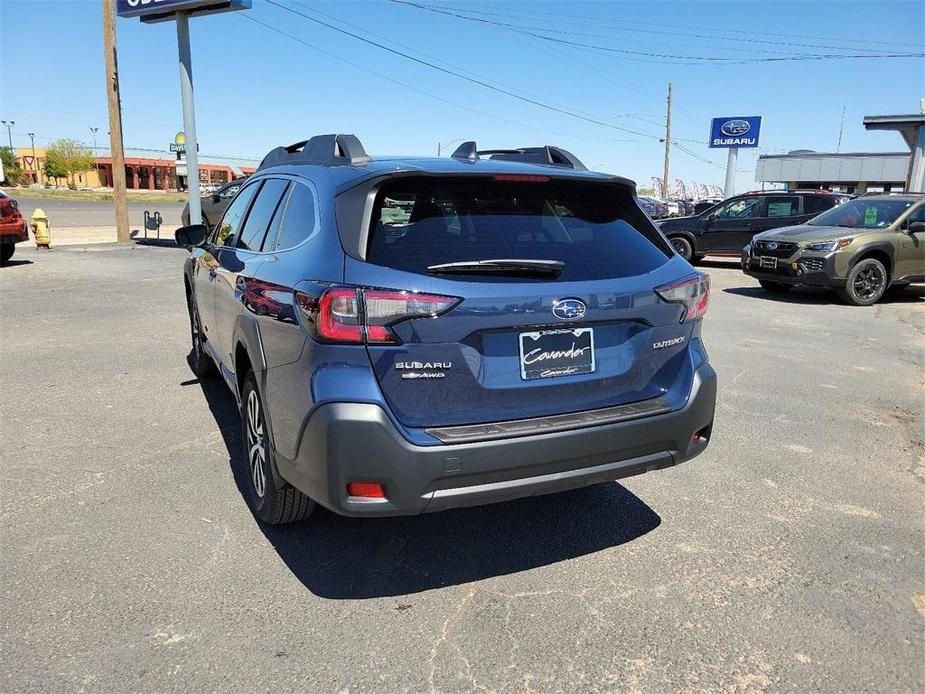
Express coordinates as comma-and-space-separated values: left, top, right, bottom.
848, 242, 894, 276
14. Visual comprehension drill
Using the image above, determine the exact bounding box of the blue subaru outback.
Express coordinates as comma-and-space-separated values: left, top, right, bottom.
176, 134, 716, 523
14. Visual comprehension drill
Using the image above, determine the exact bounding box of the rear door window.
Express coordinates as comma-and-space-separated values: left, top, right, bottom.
366, 177, 670, 281
804, 194, 837, 215
764, 195, 801, 217
237, 179, 289, 251
712, 197, 766, 219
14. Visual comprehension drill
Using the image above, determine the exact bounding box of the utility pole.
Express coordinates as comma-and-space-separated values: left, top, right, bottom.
836, 106, 846, 153
662, 82, 671, 199
103, 0, 130, 243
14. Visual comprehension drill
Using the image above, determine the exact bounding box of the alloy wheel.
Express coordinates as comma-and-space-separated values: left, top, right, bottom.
853, 265, 884, 301
671, 237, 692, 260
246, 390, 267, 498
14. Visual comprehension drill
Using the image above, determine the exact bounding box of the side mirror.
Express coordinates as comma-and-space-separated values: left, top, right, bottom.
175, 224, 208, 250
908, 221, 925, 234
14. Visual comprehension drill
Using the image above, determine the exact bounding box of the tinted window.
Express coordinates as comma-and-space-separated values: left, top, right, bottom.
262, 183, 292, 251
367, 177, 670, 281
905, 204, 925, 224
219, 182, 242, 199
764, 196, 800, 217
275, 183, 317, 250
237, 179, 289, 251
712, 197, 765, 219
213, 183, 259, 246
803, 195, 836, 214
808, 198, 915, 229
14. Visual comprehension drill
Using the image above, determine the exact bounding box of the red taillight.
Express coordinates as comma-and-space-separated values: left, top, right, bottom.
492, 174, 550, 183
317, 287, 363, 343
655, 273, 710, 323
296, 286, 459, 344
347, 482, 385, 499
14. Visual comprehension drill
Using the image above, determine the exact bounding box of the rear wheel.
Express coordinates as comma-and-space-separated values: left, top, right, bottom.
241, 372, 315, 524
187, 295, 217, 378
759, 280, 792, 294
838, 257, 887, 306
670, 236, 694, 261
0, 243, 14, 264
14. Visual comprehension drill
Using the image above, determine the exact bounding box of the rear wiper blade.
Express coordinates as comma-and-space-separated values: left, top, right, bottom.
426, 259, 565, 276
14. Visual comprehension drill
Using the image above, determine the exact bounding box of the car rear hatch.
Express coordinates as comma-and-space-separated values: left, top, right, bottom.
341, 174, 703, 430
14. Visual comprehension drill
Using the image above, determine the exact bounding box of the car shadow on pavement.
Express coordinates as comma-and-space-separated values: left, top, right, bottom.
191, 359, 662, 599
0, 259, 34, 268
723, 285, 924, 305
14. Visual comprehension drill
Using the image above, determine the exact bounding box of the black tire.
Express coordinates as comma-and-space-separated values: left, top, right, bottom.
240, 372, 315, 524
669, 236, 694, 261
838, 257, 888, 306
187, 294, 217, 378
0, 243, 14, 264
759, 279, 792, 294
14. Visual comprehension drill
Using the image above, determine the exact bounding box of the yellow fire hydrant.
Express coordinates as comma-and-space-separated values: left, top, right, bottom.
30, 208, 50, 249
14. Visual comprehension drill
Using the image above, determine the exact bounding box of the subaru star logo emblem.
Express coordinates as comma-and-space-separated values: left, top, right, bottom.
720, 119, 751, 137
767, 242, 778, 250
552, 298, 586, 320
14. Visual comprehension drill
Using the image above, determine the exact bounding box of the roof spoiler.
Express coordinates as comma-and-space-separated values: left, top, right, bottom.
450, 142, 587, 171
257, 133, 371, 171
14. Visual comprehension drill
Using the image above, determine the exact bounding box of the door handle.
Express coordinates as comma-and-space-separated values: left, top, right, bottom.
208, 269, 217, 280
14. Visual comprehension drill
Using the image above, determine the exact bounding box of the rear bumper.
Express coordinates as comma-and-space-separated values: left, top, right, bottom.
275, 362, 717, 517
0, 219, 28, 244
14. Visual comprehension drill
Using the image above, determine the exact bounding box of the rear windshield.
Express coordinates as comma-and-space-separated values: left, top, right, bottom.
366, 177, 671, 281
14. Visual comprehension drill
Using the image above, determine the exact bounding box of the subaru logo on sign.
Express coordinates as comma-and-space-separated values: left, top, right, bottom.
552, 299, 587, 320
767, 242, 779, 250
721, 119, 751, 137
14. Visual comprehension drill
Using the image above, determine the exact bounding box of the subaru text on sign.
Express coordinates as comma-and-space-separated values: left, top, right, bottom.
709, 116, 763, 148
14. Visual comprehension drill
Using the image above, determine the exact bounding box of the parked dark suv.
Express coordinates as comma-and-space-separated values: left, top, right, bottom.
176, 135, 716, 523
657, 190, 850, 262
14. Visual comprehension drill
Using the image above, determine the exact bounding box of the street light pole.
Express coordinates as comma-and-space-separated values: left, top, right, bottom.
27, 132, 36, 183
90, 127, 100, 187
1, 120, 14, 151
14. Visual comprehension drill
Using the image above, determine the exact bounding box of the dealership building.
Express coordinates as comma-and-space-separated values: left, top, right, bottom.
755, 151, 909, 194
755, 111, 925, 195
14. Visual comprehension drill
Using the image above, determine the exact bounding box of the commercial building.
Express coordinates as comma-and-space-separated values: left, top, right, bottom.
755, 151, 909, 195
755, 110, 925, 195
14, 146, 257, 190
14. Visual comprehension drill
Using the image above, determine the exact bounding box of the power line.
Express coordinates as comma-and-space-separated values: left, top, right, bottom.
413, 1, 924, 50
240, 14, 638, 145
393, 1, 925, 64
262, 0, 664, 138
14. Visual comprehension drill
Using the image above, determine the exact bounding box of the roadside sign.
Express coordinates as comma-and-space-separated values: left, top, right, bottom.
175, 162, 187, 176
117, 0, 251, 23
709, 117, 762, 148
23, 155, 35, 167
169, 142, 185, 153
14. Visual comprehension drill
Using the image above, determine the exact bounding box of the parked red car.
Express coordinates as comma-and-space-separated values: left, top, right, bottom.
0, 191, 29, 263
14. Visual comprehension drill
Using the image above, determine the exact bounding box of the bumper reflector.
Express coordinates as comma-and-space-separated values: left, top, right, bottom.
347, 482, 386, 499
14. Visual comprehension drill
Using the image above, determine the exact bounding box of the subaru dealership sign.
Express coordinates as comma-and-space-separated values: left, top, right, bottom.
709, 116, 762, 148
117, 0, 250, 22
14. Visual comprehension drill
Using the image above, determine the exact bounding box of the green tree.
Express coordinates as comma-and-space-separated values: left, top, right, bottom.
0, 146, 23, 186
43, 160, 68, 188
45, 139, 94, 189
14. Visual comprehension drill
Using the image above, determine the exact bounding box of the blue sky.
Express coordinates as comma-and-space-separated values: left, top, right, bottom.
1, 0, 923, 192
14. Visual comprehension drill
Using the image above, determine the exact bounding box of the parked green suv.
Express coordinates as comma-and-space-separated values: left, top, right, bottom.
742, 194, 925, 305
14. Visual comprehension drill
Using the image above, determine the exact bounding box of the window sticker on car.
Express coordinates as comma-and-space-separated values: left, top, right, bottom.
863, 207, 878, 226
767, 202, 794, 217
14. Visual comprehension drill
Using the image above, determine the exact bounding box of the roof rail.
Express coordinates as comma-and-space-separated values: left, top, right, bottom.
449, 142, 587, 171
257, 133, 370, 171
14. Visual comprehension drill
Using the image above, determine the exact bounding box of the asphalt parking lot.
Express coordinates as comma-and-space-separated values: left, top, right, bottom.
2, 243, 923, 693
